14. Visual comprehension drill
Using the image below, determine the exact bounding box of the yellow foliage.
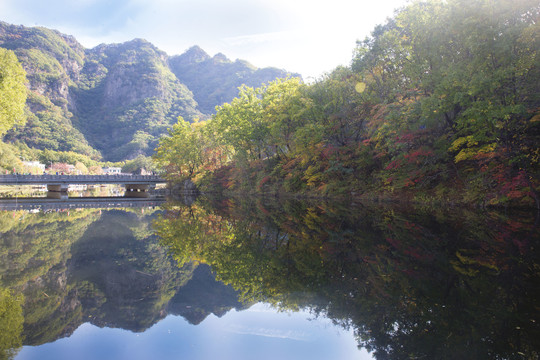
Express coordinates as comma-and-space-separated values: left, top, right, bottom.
355, 82, 367, 93
450, 136, 496, 163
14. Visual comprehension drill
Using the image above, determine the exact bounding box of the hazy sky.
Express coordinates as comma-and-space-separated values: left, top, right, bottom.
0, 0, 409, 80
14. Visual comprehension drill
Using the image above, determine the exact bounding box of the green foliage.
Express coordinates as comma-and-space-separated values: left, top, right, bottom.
211, 78, 306, 163
0, 22, 85, 67
0, 22, 99, 158
0, 288, 24, 360
0, 48, 27, 136
37, 148, 99, 168
6, 92, 100, 158
0, 142, 23, 173
155, 196, 540, 359
154, 117, 210, 181
121, 155, 157, 174
157, 0, 540, 207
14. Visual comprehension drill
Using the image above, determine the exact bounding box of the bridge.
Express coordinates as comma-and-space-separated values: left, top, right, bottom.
0, 174, 167, 192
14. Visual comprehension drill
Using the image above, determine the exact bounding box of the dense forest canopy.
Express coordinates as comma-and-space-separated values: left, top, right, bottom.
155, 0, 540, 207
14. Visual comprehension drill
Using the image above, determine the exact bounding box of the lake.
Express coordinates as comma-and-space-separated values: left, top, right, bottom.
0, 194, 538, 359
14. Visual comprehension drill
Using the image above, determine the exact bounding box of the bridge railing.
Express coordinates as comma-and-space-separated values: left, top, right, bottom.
0, 174, 166, 183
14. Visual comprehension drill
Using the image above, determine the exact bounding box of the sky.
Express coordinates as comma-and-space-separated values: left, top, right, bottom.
0, 0, 409, 80
17, 303, 373, 360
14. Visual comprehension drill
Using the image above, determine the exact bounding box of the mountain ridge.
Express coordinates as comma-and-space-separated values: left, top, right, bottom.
0, 21, 300, 161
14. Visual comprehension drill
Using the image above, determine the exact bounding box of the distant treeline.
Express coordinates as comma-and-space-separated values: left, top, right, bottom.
155, 0, 540, 207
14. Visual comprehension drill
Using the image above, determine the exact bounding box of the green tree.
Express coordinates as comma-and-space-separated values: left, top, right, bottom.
122, 155, 156, 174
211, 78, 305, 161
153, 117, 208, 180
0, 48, 27, 136
212, 85, 266, 161
260, 77, 307, 156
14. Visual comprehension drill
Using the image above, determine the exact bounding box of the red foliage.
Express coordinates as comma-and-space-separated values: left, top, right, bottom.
257, 176, 272, 191
404, 149, 434, 163
500, 171, 529, 198
320, 144, 338, 159
395, 132, 416, 143
385, 160, 401, 170
386, 237, 401, 249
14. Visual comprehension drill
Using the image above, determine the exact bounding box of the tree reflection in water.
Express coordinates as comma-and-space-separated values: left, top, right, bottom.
155, 196, 540, 360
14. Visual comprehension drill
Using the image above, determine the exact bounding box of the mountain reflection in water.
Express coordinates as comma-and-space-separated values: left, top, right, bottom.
0, 206, 245, 360
0, 196, 539, 359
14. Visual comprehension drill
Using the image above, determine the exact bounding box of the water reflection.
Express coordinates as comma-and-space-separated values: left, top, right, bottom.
155, 197, 540, 359
0, 185, 166, 211
0, 194, 539, 359
0, 206, 244, 359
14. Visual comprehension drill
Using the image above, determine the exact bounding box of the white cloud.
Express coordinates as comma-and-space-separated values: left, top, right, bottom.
225, 324, 313, 341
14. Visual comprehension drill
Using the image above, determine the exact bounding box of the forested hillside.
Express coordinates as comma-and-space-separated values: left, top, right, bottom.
0, 22, 294, 163
155, 0, 540, 208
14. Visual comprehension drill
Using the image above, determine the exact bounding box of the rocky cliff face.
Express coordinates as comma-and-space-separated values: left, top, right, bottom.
0, 21, 300, 161
73, 38, 201, 160
169, 46, 299, 114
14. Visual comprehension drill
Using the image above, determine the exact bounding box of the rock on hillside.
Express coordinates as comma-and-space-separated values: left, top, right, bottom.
72, 38, 201, 160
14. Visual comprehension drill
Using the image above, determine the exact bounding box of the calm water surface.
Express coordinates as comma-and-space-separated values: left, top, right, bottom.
0, 194, 538, 359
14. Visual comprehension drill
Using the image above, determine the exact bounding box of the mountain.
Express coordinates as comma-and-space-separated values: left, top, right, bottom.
72, 38, 201, 160
169, 45, 301, 114
0, 22, 99, 158
0, 22, 298, 161
167, 264, 245, 325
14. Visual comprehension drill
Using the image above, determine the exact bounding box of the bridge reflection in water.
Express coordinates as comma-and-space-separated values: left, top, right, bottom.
0, 195, 166, 211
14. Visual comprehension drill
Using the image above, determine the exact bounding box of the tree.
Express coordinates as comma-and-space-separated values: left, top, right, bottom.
211, 78, 306, 161
153, 117, 208, 180
75, 161, 88, 174
261, 77, 307, 156
0, 49, 27, 136
122, 155, 156, 174
212, 85, 266, 161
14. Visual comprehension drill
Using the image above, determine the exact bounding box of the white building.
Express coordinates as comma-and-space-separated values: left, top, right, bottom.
102, 167, 121, 175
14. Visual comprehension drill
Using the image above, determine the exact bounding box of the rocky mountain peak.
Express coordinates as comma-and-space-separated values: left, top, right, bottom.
212, 53, 231, 64
178, 45, 211, 64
